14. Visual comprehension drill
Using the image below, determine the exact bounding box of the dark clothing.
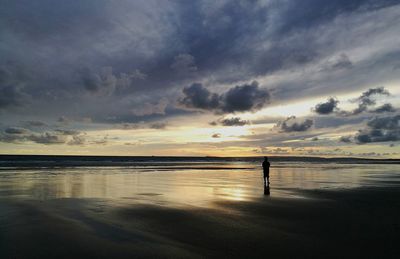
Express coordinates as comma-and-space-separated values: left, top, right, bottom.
262, 161, 270, 176
262, 160, 270, 187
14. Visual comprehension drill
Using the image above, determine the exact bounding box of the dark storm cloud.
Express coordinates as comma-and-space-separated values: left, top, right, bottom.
5, 127, 29, 134
366, 115, 400, 130
0, 0, 399, 129
356, 87, 390, 108
0, 127, 30, 142
174, 0, 398, 84
313, 98, 339, 115
149, 122, 167, 130
81, 70, 104, 93
179, 83, 220, 110
179, 81, 270, 114
339, 87, 391, 116
219, 117, 249, 127
371, 103, 396, 113
221, 81, 270, 113
276, 116, 314, 132
80, 67, 148, 96
119, 121, 168, 130
27, 132, 67, 145
0, 126, 86, 145
355, 114, 400, 143
314, 87, 395, 117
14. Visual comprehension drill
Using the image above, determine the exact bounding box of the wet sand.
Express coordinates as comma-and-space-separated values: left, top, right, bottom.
0, 163, 399, 258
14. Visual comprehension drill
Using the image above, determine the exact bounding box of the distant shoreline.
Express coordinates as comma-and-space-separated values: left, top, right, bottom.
0, 154, 399, 168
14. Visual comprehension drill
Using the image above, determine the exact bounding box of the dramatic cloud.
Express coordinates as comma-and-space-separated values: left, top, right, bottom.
119, 121, 168, 130
371, 103, 396, 113
5, 127, 29, 134
221, 81, 270, 113
276, 116, 314, 132
179, 81, 270, 114
0, 127, 86, 145
0, 1, 400, 156
355, 87, 390, 109
313, 98, 339, 115
27, 132, 67, 145
314, 87, 395, 117
339, 87, 391, 116
149, 122, 167, 130
211, 117, 249, 127
355, 114, 400, 143
179, 83, 220, 110
366, 115, 400, 130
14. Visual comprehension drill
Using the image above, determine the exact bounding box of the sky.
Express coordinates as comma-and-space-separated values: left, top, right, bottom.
0, 0, 400, 158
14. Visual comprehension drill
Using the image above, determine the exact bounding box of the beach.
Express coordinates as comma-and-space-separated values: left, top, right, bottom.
0, 158, 399, 258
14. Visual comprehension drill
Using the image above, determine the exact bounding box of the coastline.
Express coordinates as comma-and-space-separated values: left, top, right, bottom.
1, 154, 399, 168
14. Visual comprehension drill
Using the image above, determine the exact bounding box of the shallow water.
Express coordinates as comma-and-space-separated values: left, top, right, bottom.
1, 162, 400, 258
1, 162, 399, 208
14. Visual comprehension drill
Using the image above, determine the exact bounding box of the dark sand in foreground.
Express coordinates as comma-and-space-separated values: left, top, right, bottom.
1, 186, 399, 258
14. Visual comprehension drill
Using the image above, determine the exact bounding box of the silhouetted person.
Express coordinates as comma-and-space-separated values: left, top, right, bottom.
262, 157, 270, 188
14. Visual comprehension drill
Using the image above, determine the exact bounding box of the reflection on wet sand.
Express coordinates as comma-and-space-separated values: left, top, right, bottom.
0, 163, 399, 258
1, 163, 399, 207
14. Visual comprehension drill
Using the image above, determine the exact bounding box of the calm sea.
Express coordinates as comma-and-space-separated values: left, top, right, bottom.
1, 155, 399, 207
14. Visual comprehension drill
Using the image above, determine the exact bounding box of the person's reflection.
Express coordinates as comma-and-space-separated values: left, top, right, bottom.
264, 185, 270, 195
